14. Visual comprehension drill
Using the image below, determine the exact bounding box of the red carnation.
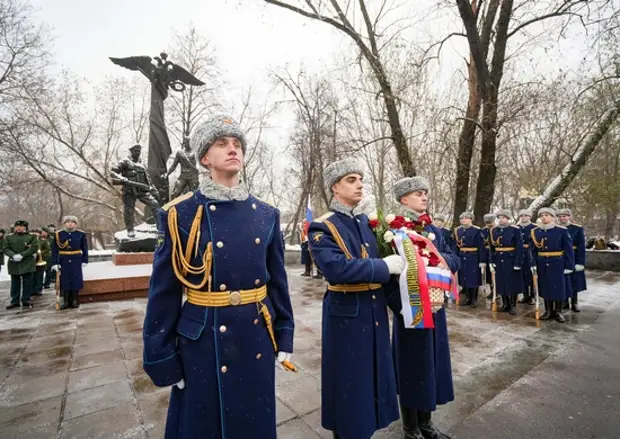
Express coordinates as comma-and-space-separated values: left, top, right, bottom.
417, 213, 432, 225
404, 221, 415, 229
369, 219, 379, 229
390, 216, 407, 229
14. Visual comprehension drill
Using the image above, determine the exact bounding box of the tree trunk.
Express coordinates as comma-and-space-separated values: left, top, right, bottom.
452, 59, 481, 222
604, 207, 617, 240
528, 101, 620, 217
473, 98, 499, 224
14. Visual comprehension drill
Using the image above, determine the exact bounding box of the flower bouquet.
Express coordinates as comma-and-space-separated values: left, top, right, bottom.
369, 211, 458, 329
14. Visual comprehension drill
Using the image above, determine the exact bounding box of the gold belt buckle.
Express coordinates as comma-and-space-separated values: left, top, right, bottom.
229, 291, 241, 306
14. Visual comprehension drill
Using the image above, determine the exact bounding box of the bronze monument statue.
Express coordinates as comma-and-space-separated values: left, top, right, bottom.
109, 52, 205, 206
163, 136, 199, 199
110, 144, 160, 238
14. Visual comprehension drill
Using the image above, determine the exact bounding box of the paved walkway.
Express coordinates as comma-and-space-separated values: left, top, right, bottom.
0, 268, 618, 438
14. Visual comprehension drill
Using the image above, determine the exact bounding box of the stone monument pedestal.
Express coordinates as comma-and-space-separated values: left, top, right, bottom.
80, 223, 158, 303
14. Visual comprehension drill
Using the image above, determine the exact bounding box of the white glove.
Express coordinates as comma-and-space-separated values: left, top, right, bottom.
12, 254, 23, 262
514, 266, 522, 271
575, 264, 584, 272
275, 351, 292, 369
383, 255, 405, 275
563, 269, 573, 274
530, 266, 537, 274
489, 263, 496, 273
82, 263, 88, 267
479, 263, 486, 268
51, 265, 60, 271
175, 378, 185, 390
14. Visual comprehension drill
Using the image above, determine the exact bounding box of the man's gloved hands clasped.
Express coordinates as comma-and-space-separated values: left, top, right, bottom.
383, 255, 405, 275
489, 263, 496, 273
51, 265, 60, 271
12, 254, 23, 262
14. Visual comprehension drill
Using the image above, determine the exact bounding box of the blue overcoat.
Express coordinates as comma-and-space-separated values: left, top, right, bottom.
142, 191, 294, 439
440, 227, 457, 254
530, 225, 575, 301
455, 226, 486, 288
51, 229, 88, 291
386, 223, 459, 411
309, 211, 399, 439
566, 224, 587, 294
489, 225, 524, 295
519, 223, 536, 291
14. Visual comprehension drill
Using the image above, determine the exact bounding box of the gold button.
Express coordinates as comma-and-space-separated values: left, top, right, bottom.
256, 353, 262, 359
255, 238, 261, 244
217, 241, 224, 248
221, 366, 228, 373
255, 279, 260, 285
253, 319, 259, 325
252, 203, 257, 210
210, 205, 216, 211
219, 325, 227, 333
372, 295, 376, 300
365, 243, 369, 247
375, 322, 379, 326
220, 284, 227, 291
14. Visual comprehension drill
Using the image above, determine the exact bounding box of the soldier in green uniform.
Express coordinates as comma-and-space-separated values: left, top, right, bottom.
0, 228, 5, 276
2, 220, 38, 309
32, 229, 51, 296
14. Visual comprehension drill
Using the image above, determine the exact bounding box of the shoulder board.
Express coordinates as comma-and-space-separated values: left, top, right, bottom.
253, 196, 275, 208
313, 212, 334, 223
473, 225, 480, 229
162, 192, 194, 211
557, 225, 567, 229
573, 223, 583, 228
511, 225, 520, 229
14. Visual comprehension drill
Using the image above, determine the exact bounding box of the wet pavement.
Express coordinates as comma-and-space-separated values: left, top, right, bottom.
0, 269, 618, 438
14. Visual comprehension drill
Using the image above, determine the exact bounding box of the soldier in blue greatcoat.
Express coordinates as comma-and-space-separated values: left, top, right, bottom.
454, 212, 486, 308
309, 158, 403, 439
51, 216, 88, 309
557, 208, 586, 312
517, 210, 536, 305
142, 115, 295, 439
432, 214, 456, 254
387, 177, 459, 439
480, 213, 496, 300
530, 208, 575, 323
488, 210, 524, 315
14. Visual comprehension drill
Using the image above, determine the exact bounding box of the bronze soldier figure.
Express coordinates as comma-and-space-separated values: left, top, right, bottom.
110, 144, 160, 237
163, 137, 199, 199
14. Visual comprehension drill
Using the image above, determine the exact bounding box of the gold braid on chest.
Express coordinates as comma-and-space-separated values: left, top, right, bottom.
55, 232, 69, 249
530, 229, 546, 249
490, 229, 502, 247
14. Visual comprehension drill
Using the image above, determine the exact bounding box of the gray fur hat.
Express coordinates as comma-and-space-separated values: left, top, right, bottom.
324, 158, 364, 193
495, 209, 511, 219
483, 213, 497, 223
434, 214, 446, 222
393, 176, 430, 201
556, 208, 572, 216
62, 215, 78, 223
518, 209, 532, 218
129, 144, 141, 151
538, 207, 556, 217
459, 211, 474, 220
191, 114, 247, 168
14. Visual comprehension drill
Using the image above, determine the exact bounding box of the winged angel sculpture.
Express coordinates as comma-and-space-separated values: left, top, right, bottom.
109, 53, 205, 205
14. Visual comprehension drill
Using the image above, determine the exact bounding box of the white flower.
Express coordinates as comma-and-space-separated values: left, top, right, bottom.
405, 217, 411, 222
427, 233, 436, 241
383, 230, 395, 243
368, 212, 378, 221
422, 256, 430, 266
385, 214, 396, 224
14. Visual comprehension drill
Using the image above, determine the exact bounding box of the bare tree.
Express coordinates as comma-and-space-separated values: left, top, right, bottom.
263, 0, 417, 177
167, 23, 220, 144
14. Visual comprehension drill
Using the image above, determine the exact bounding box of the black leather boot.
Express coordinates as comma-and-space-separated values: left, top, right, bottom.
332, 433, 342, 439
555, 301, 565, 323
562, 300, 570, 310
508, 295, 517, 315
301, 262, 311, 276
462, 289, 471, 306
539, 300, 551, 320
418, 410, 452, 439
470, 288, 478, 308
571, 293, 581, 312
60, 290, 69, 310
70, 290, 80, 308
401, 404, 425, 439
